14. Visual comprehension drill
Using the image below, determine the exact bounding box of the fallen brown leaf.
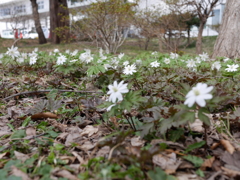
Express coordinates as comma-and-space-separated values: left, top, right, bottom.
31, 112, 58, 119
80, 125, 98, 137
11, 165, 32, 180
220, 139, 235, 154
26, 127, 36, 137
221, 166, 240, 177
200, 156, 215, 170
14, 151, 30, 162
53, 169, 78, 180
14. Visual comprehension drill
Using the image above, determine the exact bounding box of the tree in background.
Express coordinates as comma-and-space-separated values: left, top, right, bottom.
168, 0, 221, 54
30, 0, 47, 44
212, 0, 240, 58
73, 0, 137, 54
49, 0, 70, 44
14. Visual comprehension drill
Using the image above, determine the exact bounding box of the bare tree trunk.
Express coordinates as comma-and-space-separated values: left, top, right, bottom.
212, 0, 240, 59
196, 20, 206, 54
30, 0, 47, 44
50, 0, 70, 44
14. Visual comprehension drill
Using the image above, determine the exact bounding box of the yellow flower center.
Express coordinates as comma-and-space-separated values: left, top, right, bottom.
193, 88, 200, 96
113, 87, 118, 92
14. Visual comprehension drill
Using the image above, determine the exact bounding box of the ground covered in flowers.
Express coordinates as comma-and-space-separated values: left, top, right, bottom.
1, 45, 240, 180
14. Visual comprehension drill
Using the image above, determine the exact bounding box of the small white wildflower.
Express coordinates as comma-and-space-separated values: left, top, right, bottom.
123, 64, 137, 75
16, 57, 24, 63
118, 53, 124, 59
164, 58, 171, 64
135, 59, 142, 65
107, 81, 129, 103
29, 56, 37, 65
34, 48, 38, 52
223, 57, 230, 62
195, 57, 202, 63
186, 59, 196, 68
65, 49, 70, 54
57, 54, 67, 65
225, 64, 239, 72
211, 61, 221, 71
106, 104, 116, 111
184, 83, 213, 107
6, 46, 20, 59
199, 52, 209, 61
170, 52, 179, 59
151, 51, 158, 56
53, 49, 59, 53
71, 49, 78, 56
123, 61, 129, 66
70, 59, 78, 63
150, 61, 160, 68
104, 64, 112, 70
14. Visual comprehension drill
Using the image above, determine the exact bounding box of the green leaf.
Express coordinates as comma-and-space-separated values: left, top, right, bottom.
139, 122, 154, 138
147, 167, 176, 180
198, 110, 210, 126
183, 155, 204, 167
11, 130, 26, 139
185, 141, 206, 153
22, 116, 31, 127
196, 169, 205, 177
169, 128, 184, 142
47, 130, 59, 138
46, 89, 58, 100
6, 176, 22, 180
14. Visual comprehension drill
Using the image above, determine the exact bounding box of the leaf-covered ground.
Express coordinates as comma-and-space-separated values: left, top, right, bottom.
1, 43, 240, 180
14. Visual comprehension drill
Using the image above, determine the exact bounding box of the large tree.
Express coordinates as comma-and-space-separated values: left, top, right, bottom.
50, 0, 70, 44
212, 0, 240, 59
30, 0, 47, 44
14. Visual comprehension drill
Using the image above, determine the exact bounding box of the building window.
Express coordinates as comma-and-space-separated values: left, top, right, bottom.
212, 9, 220, 25
0, 8, 11, 16
37, 1, 44, 10
14, 5, 26, 14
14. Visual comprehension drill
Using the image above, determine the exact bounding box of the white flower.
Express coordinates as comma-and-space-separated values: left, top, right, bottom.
29, 56, 37, 65
151, 51, 158, 56
195, 57, 202, 63
34, 48, 38, 52
70, 59, 78, 63
225, 64, 239, 72
123, 64, 136, 75
123, 61, 129, 66
199, 52, 209, 61
170, 52, 179, 59
65, 49, 70, 54
0, 54, 3, 59
71, 49, 78, 56
21, 53, 28, 59
223, 57, 230, 62
29, 51, 38, 58
16, 57, 24, 63
6, 46, 20, 59
118, 53, 124, 59
111, 57, 119, 65
150, 61, 160, 67
107, 81, 129, 103
164, 58, 170, 64
104, 64, 112, 70
186, 59, 196, 68
54, 49, 59, 53
184, 83, 213, 107
135, 59, 142, 65
79, 51, 93, 63
211, 61, 221, 71
57, 54, 67, 65
106, 103, 116, 111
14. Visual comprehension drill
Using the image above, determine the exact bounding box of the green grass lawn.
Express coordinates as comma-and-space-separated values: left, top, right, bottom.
0, 36, 217, 56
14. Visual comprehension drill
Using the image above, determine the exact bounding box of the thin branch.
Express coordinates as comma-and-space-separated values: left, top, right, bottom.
2, 89, 103, 101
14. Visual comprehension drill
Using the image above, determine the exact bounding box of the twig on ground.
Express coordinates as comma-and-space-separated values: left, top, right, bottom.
2, 90, 103, 101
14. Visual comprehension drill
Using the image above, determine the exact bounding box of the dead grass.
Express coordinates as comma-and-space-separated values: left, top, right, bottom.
0, 36, 217, 56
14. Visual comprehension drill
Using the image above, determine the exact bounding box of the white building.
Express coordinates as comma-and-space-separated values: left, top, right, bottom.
0, 0, 227, 38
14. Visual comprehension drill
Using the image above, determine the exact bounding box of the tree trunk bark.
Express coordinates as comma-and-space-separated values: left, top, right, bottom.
50, 0, 70, 44
196, 20, 206, 54
30, 0, 47, 44
212, 0, 240, 59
